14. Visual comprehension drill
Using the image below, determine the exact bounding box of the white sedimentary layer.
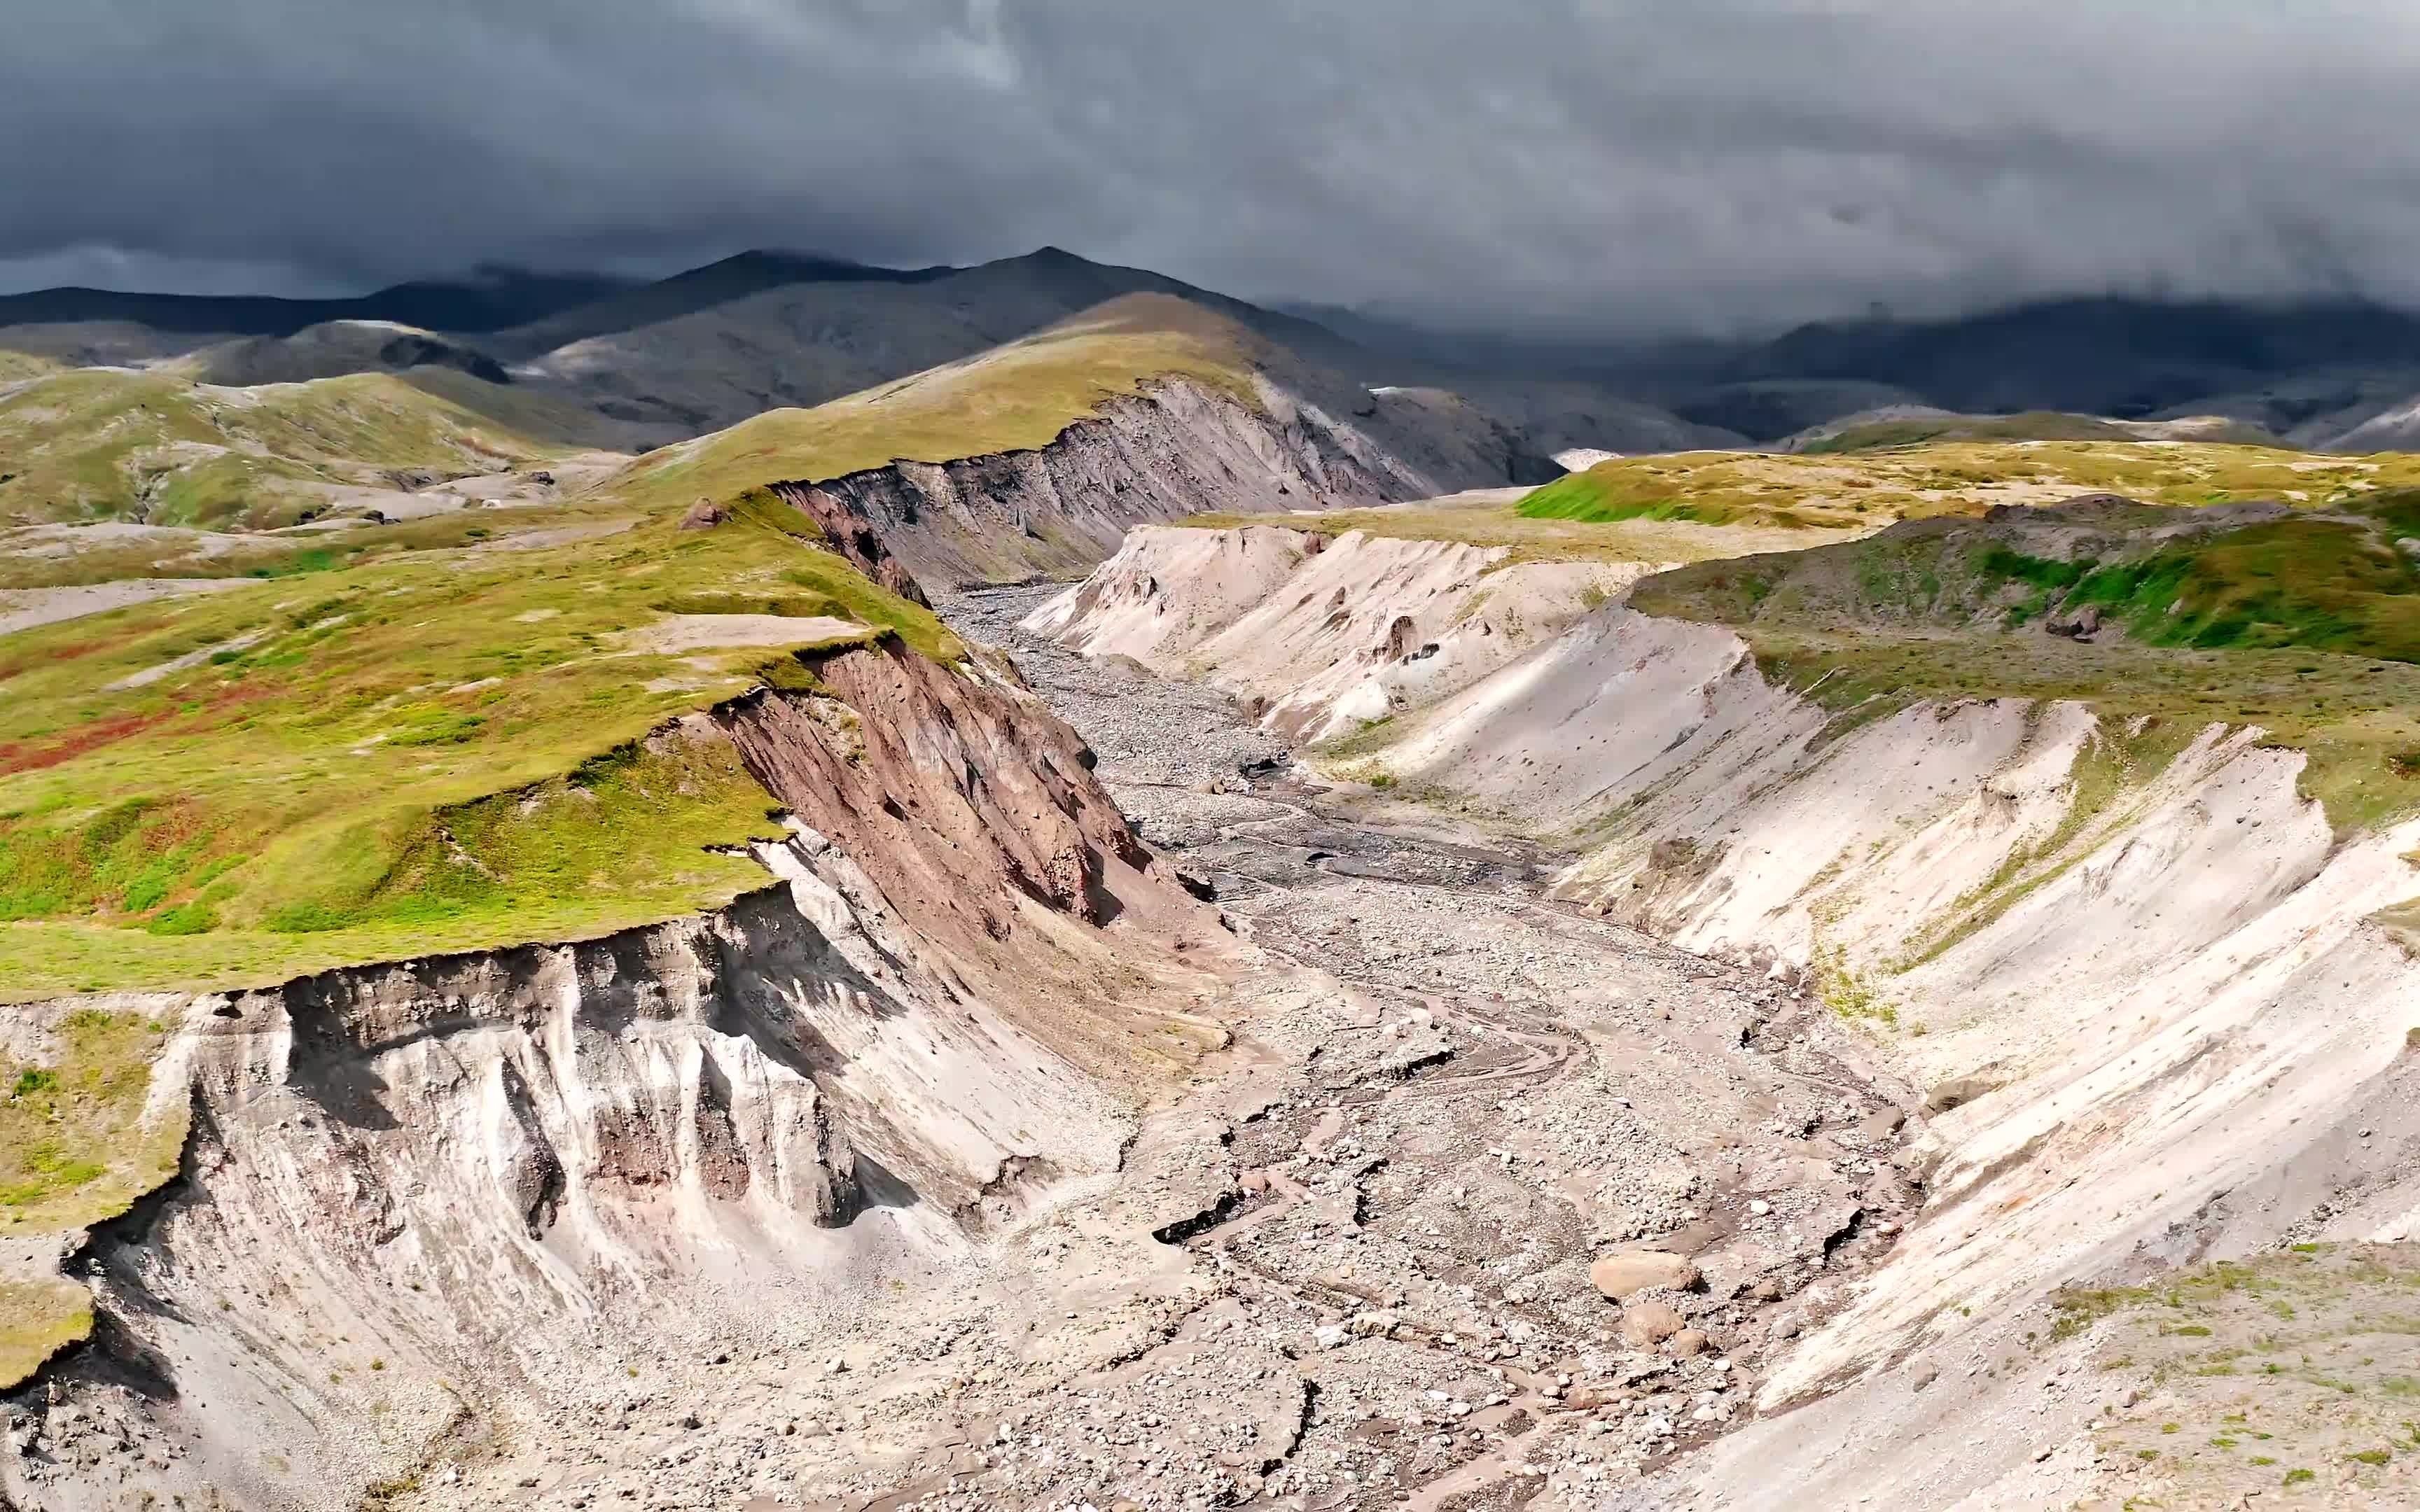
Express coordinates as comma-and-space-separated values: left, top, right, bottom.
1025, 523, 1650, 743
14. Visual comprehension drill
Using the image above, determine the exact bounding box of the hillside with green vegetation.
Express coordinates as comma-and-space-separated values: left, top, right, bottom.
0, 351, 61, 385
0, 292, 1281, 1002
0, 489, 960, 1000
0, 294, 1270, 594
1794, 410, 2139, 451
0, 1000, 183, 1386
1786, 409, 2280, 454
1515, 437, 2420, 535
0, 294, 1277, 1385
594, 293, 1260, 514
0, 500, 620, 592
1177, 435, 2420, 601
0, 367, 593, 530
1489, 445, 2420, 832
1179, 493, 1863, 566
1629, 489, 2420, 831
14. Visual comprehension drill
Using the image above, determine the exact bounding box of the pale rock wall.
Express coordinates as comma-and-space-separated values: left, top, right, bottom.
1026, 523, 1650, 743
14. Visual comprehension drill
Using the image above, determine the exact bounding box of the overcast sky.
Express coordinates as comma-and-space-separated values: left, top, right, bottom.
9, 1, 2420, 335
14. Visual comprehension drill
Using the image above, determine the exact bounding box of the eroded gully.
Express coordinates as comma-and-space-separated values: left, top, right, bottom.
875, 586, 1928, 1511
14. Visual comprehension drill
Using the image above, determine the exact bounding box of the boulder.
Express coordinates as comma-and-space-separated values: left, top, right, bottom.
1620, 1301, 1687, 1348
2041, 603, 2106, 640
679, 496, 727, 531
1590, 1250, 1701, 1301
1667, 1328, 1711, 1358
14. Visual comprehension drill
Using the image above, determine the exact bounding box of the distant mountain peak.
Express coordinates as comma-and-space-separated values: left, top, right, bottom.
707, 248, 945, 281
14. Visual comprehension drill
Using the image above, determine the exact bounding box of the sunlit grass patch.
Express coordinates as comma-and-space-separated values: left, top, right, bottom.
0, 1007, 181, 1226
585, 294, 1260, 518
0, 489, 953, 996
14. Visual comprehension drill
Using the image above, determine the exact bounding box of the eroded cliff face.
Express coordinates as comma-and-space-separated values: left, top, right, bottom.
721, 638, 1219, 1077
2, 643, 1221, 1512
772, 377, 1548, 589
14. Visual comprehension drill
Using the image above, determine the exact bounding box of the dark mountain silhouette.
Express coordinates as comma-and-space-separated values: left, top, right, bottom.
0, 266, 639, 336
1709, 297, 2420, 418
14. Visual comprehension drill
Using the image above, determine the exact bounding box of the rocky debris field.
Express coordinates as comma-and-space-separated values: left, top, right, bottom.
651, 584, 1925, 1512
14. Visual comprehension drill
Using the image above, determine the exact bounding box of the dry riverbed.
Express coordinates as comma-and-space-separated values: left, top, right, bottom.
11, 590, 1927, 1512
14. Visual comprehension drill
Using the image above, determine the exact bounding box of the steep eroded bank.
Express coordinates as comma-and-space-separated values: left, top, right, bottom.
2, 637, 1225, 1511
1022, 522, 1646, 743
771, 377, 1549, 590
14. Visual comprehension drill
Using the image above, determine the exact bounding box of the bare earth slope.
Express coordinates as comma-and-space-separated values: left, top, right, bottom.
1024, 520, 1642, 742
2, 629, 1228, 1510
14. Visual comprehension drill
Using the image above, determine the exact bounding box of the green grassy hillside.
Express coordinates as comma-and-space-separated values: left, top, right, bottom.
1796, 410, 2138, 451
0, 368, 573, 529
1179, 496, 1861, 566
1630, 491, 2420, 831
0, 502, 616, 592
0, 351, 61, 385
1517, 438, 2420, 535
1790, 410, 2277, 454
590, 293, 1260, 514
0, 292, 1274, 1001
0, 489, 956, 1000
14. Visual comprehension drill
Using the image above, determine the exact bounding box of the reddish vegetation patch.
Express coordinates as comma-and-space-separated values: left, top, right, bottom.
0, 708, 179, 776
0, 638, 116, 685
202, 680, 279, 713
136, 797, 211, 852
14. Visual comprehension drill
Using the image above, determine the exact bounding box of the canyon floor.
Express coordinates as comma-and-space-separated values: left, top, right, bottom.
378, 587, 1930, 1512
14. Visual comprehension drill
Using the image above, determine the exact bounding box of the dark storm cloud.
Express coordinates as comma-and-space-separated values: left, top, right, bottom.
8, 1, 2420, 334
